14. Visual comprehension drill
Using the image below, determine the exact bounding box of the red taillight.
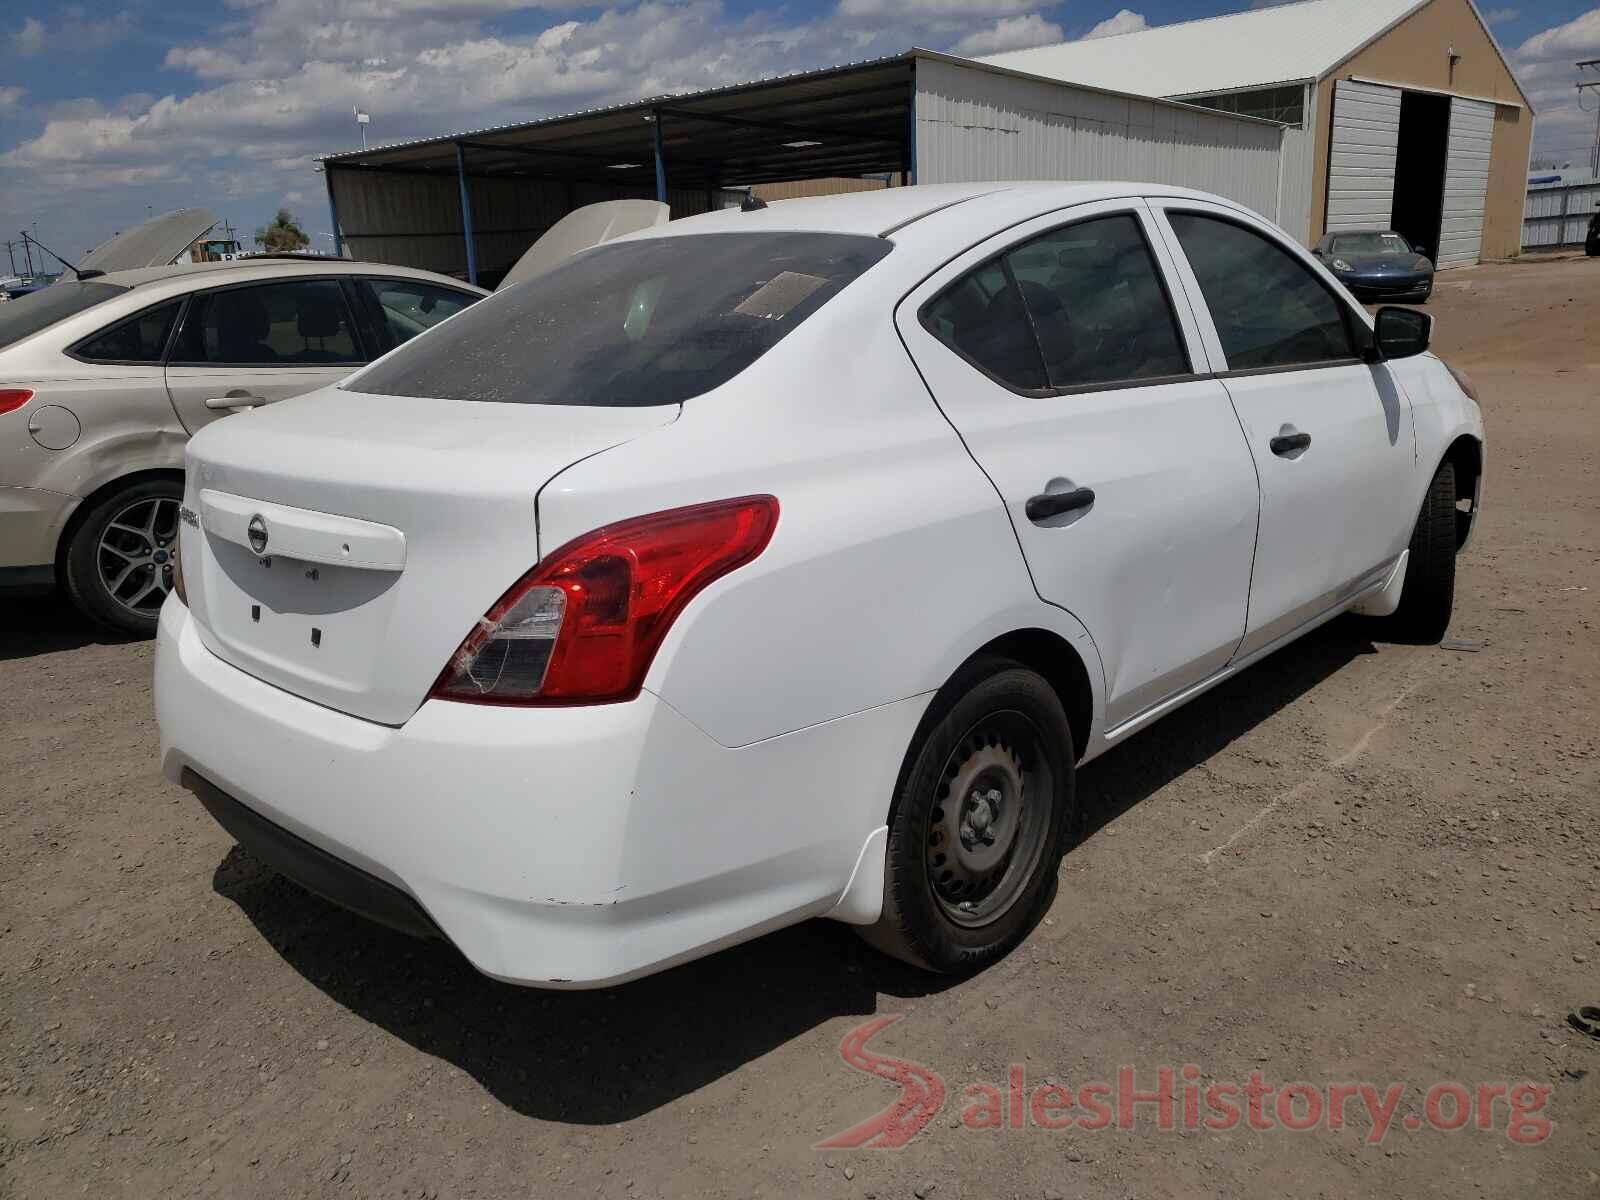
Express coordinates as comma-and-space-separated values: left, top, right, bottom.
431, 495, 779, 706
0, 389, 34, 415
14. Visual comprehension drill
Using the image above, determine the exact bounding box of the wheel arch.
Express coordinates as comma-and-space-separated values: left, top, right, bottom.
905, 625, 1099, 784
55, 467, 186, 572
1439, 434, 1483, 550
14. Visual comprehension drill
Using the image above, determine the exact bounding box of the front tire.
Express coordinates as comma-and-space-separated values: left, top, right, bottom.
63, 478, 183, 636
860, 655, 1076, 974
1381, 460, 1456, 644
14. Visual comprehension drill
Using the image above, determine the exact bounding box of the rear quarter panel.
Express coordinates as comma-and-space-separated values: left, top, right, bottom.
534, 293, 1106, 750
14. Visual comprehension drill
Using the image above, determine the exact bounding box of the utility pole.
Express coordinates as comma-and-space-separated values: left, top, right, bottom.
3, 241, 17, 275
1579, 60, 1600, 178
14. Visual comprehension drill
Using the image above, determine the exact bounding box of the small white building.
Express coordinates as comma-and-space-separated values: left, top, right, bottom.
985, 0, 1534, 264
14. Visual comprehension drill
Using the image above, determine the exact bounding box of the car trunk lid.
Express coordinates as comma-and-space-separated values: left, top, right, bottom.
181, 387, 677, 724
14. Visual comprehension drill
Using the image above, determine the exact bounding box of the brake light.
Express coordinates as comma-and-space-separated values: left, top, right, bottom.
1443, 361, 1479, 403
0, 389, 34, 415
432, 495, 779, 706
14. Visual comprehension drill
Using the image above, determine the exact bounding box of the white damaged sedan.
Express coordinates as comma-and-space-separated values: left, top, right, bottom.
155, 182, 1484, 987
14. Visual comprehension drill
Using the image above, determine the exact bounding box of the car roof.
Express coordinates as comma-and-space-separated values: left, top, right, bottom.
98, 257, 486, 294
640, 181, 1247, 240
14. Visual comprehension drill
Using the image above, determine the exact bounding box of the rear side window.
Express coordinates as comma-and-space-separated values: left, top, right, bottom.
170, 279, 362, 366
346, 232, 891, 406
1169, 213, 1355, 370
921, 261, 1046, 391
358, 278, 478, 354
72, 298, 184, 363
0, 281, 128, 350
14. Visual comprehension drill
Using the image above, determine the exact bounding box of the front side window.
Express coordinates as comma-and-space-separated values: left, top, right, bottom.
347, 232, 891, 406
170, 279, 361, 366
73, 298, 184, 363
359, 279, 478, 353
1169, 213, 1355, 371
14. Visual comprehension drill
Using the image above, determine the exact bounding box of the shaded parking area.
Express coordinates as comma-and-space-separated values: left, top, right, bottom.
0, 254, 1596, 1198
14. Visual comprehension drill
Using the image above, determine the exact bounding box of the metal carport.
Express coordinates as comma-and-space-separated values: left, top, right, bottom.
319, 51, 1285, 285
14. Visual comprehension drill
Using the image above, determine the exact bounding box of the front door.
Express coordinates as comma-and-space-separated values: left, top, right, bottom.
163, 277, 366, 433
1149, 200, 1416, 659
897, 200, 1261, 730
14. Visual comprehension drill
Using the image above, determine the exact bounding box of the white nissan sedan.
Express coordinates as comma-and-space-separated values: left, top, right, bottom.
155, 182, 1484, 987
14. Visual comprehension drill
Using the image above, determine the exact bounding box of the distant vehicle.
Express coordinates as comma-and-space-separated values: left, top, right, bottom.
156, 182, 1484, 989
0, 256, 486, 633
1312, 230, 1433, 303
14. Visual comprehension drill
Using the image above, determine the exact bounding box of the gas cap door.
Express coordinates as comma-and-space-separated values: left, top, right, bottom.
27, 405, 81, 450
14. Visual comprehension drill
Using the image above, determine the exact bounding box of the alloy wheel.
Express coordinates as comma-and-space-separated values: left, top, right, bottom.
96, 496, 180, 618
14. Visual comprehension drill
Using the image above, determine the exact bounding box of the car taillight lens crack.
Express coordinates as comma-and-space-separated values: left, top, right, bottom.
431, 495, 778, 706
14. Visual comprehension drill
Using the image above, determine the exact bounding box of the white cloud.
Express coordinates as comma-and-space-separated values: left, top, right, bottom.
0, 85, 23, 115
0, 0, 1100, 251
13, 17, 46, 56
11, 10, 132, 57
1514, 6, 1600, 60
1481, 8, 1519, 23
953, 14, 1064, 56
837, 0, 1038, 19
1509, 8, 1600, 160
1083, 8, 1148, 39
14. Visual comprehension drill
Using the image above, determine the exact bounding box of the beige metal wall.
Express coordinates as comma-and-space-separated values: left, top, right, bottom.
328, 168, 718, 278
751, 177, 895, 200
1308, 0, 1533, 258
913, 58, 1285, 223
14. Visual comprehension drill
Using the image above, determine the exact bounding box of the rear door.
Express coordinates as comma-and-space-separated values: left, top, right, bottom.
896, 200, 1260, 730
163, 276, 367, 433
1149, 200, 1415, 659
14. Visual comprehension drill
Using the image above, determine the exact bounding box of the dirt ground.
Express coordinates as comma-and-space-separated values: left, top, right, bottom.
1, 253, 1597, 1200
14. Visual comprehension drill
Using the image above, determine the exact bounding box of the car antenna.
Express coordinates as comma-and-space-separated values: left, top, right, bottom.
740, 190, 767, 212
20, 231, 105, 282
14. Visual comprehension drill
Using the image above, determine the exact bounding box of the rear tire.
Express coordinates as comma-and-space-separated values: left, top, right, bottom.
859, 655, 1076, 974
1380, 460, 1456, 644
63, 478, 183, 637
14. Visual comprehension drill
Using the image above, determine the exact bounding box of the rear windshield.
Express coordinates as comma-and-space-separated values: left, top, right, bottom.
0, 281, 129, 350
346, 232, 891, 407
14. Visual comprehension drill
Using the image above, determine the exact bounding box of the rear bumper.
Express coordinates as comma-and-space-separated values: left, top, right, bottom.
183, 768, 444, 940
155, 599, 916, 987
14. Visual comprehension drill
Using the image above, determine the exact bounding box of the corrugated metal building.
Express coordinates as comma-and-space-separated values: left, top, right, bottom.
317, 50, 1284, 284
985, 0, 1534, 265
1522, 175, 1600, 249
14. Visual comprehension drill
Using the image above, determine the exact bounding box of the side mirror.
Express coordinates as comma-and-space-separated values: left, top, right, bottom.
1372, 305, 1431, 360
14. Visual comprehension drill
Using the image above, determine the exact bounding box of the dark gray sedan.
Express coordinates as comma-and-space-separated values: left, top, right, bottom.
1312, 230, 1433, 303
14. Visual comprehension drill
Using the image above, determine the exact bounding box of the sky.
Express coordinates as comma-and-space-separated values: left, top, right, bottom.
0, 0, 1596, 264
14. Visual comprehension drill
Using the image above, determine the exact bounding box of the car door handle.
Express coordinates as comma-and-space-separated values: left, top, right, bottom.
1025, 487, 1096, 523
1270, 432, 1311, 456
205, 391, 268, 410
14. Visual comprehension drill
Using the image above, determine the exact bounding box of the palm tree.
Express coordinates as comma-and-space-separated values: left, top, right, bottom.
256, 209, 309, 252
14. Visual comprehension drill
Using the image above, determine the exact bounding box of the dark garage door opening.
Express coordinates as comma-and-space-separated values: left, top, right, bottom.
1390, 91, 1450, 262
